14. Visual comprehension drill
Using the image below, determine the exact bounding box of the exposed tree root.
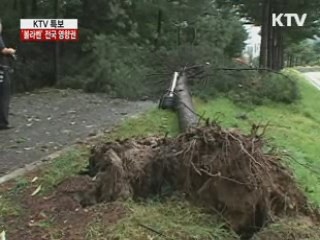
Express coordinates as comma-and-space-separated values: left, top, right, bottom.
75, 123, 318, 238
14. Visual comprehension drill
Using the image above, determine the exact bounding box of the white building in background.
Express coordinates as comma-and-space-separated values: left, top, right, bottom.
243, 24, 261, 64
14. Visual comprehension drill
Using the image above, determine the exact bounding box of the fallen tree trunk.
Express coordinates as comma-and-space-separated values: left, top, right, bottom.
175, 72, 198, 131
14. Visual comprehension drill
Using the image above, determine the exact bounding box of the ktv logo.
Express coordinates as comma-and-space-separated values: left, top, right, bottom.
272, 13, 307, 27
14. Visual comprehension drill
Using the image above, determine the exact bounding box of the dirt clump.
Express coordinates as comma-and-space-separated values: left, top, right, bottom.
54, 175, 97, 208
81, 123, 318, 237
87, 137, 163, 201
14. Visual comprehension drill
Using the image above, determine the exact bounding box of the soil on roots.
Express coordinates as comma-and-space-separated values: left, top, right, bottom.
78, 124, 318, 238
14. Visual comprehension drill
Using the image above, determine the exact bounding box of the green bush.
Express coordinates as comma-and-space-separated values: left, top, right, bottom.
191, 68, 300, 105
226, 71, 300, 105
260, 72, 300, 104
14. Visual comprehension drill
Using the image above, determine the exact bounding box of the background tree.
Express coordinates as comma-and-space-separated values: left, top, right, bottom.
217, 0, 320, 70
0, 0, 248, 96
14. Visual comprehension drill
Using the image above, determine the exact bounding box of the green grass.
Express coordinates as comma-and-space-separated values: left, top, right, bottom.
37, 146, 90, 193
86, 200, 237, 240
106, 108, 179, 140
0, 195, 20, 217
10, 177, 30, 195
0, 194, 21, 232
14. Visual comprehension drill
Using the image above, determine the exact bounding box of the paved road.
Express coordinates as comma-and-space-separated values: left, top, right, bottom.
303, 72, 320, 90
0, 89, 154, 176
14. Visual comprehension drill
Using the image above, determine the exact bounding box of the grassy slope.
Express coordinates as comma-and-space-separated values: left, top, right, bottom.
1, 70, 319, 239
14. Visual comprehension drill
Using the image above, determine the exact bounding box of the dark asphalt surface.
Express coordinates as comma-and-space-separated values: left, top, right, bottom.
0, 89, 154, 176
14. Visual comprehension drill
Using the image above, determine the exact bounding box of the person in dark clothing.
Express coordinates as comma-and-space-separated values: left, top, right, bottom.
0, 20, 16, 130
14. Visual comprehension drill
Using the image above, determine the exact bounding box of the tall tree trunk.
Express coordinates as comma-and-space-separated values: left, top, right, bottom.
278, 32, 284, 69
17, 0, 28, 91
267, 0, 274, 69
154, 9, 163, 49
273, 0, 286, 70
289, 55, 293, 67
53, 0, 60, 86
261, 0, 285, 70
19, 0, 27, 18
285, 54, 289, 68
272, 28, 278, 69
31, 0, 38, 15
259, 0, 270, 68
272, 27, 283, 70
13, 0, 18, 10
177, 27, 181, 46
292, 57, 296, 66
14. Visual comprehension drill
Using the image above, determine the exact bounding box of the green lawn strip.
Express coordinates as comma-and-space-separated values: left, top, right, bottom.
106, 108, 179, 140
37, 146, 90, 194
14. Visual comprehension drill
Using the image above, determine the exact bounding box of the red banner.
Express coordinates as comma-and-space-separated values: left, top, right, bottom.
20, 29, 79, 42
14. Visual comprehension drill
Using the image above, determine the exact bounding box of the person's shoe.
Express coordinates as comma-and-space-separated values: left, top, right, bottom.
0, 125, 13, 130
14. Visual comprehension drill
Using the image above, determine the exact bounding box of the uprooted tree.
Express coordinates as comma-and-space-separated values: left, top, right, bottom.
58, 72, 317, 239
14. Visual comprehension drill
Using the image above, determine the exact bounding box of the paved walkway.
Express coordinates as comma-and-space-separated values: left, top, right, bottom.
0, 89, 154, 176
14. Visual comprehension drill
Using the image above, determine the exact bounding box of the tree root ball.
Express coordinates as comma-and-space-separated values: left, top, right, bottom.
81, 124, 317, 236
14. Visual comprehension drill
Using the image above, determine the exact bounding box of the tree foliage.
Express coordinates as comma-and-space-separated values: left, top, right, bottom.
0, 0, 248, 96
285, 40, 320, 66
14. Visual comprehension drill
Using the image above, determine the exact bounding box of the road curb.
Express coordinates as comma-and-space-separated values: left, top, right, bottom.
0, 112, 145, 185
0, 146, 75, 185
0, 129, 108, 185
